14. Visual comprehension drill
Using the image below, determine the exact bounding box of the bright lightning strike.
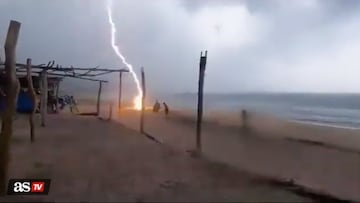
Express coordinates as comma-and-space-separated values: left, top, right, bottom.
106, 0, 143, 111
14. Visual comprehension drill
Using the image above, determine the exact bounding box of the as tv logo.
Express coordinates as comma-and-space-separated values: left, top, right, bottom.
7, 179, 51, 195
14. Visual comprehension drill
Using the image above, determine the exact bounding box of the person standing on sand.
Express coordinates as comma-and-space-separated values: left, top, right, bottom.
59, 97, 65, 110
69, 96, 74, 113
163, 102, 169, 117
48, 93, 57, 113
70, 96, 79, 114
153, 100, 160, 112
241, 109, 249, 132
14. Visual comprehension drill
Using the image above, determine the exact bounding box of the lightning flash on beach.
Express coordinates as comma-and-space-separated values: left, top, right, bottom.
106, 0, 143, 110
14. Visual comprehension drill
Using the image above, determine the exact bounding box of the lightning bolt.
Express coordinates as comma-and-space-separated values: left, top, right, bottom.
106, 0, 143, 110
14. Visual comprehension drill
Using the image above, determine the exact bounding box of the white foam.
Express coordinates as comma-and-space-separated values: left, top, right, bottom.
291, 120, 360, 130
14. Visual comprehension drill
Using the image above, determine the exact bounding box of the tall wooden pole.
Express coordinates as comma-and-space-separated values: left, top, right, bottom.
26, 58, 36, 142
55, 81, 60, 113
140, 67, 146, 133
0, 20, 21, 195
38, 71, 42, 114
196, 51, 207, 153
40, 70, 47, 127
118, 72, 122, 112
96, 81, 103, 116
108, 103, 113, 121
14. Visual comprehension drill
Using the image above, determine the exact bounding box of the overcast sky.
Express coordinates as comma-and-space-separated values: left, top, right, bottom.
1, 0, 360, 98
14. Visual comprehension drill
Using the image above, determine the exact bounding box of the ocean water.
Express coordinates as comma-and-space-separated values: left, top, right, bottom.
162, 93, 360, 129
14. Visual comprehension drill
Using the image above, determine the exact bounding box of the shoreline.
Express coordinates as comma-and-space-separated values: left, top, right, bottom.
162, 108, 360, 152
170, 110, 360, 154
15, 103, 359, 201
174, 107, 360, 130
77, 95, 360, 130
76, 99, 360, 132
115, 108, 360, 201
79, 98, 360, 152
291, 119, 360, 130
76, 101, 360, 155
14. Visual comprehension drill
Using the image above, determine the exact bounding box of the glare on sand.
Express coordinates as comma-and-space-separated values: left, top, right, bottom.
133, 95, 142, 111
121, 96, 152, 111
118, 94, 151, 112
122, 106, 152, 111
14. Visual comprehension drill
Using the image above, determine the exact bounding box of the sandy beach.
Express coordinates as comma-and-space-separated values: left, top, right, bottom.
1, 98, 358, 201
114, 106, 360, 202
0, 112, 316, 202
169, 109, 360, 151
1, 1, 360, 202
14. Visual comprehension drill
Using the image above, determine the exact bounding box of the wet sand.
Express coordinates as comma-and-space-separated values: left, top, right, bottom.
116, 108, 360, 202
0, 113, 311, 202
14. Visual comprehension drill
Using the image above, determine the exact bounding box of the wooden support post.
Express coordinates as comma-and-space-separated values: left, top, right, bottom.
26, 58, 36, 142
118, 71, 122, 112
140, 67, 146, 133
196, 51, 207, 153
108, 103, 113, 121
96, 81, 103, 116
38, 72, 42, 114
55, 81, 60, 113
40, 70, 47, 127
0, 20, 21, 195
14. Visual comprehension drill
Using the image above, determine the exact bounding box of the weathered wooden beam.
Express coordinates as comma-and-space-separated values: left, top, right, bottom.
76, 65, 100, 76
140, 67, 146, 134
26, 58, 36, 142
47, 73, 108, 83
96, 81, 103, 116
45, 60, 55, 68
16, 70, 108, 83
196, 50, 207, 153
17, 71, 108, 83
40, 70, 48, 127
13, 64, 129, 73
91, 70, 120, 77
15, 69, 98, 77
0, 20, 21, 196
10, 65, 130, 78
52, 67, 128, 72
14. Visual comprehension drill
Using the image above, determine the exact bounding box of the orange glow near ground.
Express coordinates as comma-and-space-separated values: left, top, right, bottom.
123, 106, 152, 111
107, 0, 143, 113
133, 95, 142, 111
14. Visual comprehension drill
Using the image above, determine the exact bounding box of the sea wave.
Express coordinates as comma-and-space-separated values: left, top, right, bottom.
168, 93, 360, 129
292, 119, 360, 130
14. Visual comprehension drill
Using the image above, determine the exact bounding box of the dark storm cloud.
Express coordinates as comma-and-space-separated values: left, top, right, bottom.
182, 0, 360, 21
322, 0, 360, 12
1, 0, 360, 95
181, 0, 244, 12
179, 0, 360, 92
